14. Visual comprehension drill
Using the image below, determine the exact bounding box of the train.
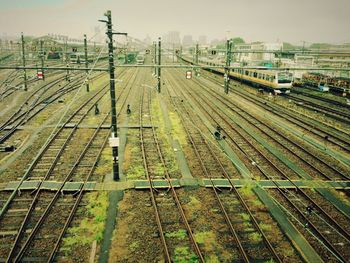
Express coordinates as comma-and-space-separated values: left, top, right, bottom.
136, 54, 145, 65
180, 56, 293, 94
299, 72, 350, 94
69, 53, 94, 64
229, 68, 293, 94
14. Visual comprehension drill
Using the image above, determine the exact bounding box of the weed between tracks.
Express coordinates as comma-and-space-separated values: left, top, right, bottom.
94, 146, 112, 180
173, 246, 198, 263
151, 95, 181, 177
61, 191, 108, 252
169, 111, 188, 146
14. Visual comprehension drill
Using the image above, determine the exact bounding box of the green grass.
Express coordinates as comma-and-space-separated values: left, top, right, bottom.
165, 229, 187, 239
154, 163, 165, 176
259, 222, 272, 232
174, 246, 198, 263
194, 231, 215, 244
239, 183, 254, 197
61, 191, 109, 252
240, 213, 250, 221
127, 164, 145, 179
169, 111, 188, 146
248, 232, 263, 243
129, 241, 139, 251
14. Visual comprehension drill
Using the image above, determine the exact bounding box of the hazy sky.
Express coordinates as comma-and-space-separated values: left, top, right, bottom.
0, 0, 349, 44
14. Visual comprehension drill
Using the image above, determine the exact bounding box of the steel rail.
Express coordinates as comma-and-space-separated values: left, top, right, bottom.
291, 89, 350, 109
200, 81, 350, 181
0, 76, 64, 131
14, 112, 110, 262
168, 91, 250, 262
176, 68, 349, 262
285, 94, 350, 124
200, 67, 350, 152
6, 87, 109, 262
167, 70, 282, 263
46, 67, 139, 262
0, 82, 109, 219
196, 75, 350, 238
230, 88, 350, 153
147, 89, 205, 262
47, 123, 110, 262
139, 89, 171, 263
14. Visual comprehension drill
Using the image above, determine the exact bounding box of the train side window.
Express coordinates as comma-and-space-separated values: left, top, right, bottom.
262, 74, 265, 80
253, 72, 258, 78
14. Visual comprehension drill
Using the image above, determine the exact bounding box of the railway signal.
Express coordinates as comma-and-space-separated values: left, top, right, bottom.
186, 70, 192, 79
40, 40, 45, 80
153, 41, 157, 76
37, 70, 44, 79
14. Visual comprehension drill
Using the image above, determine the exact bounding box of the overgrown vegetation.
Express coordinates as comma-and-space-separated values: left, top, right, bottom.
173, 246, 198, 263
169, 111, 188, 146
61, 191, 109, 252
165, 229, 187, 239
127, 164, 145, 179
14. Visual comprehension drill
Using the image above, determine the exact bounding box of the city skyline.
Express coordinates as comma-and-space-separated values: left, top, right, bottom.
1, 0, 350, 45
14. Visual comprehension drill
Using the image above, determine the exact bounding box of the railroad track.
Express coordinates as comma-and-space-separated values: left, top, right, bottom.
0, 73, 79, 143
195, 78, 350, 181
164, 75, 285, 262
138, 86, 205, 262
167, 68, 350, 262
0, 84, 109, 261
202, 70, 350, 153
172, 69, 298, 181
0, 65, 110, 144
291, 88, 350, 108
285, 93, 350, 125
0, 67, 139, 261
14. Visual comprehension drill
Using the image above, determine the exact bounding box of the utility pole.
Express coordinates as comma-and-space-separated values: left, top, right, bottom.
195, 43, 199, 64
124, 41, 128, 64
65, 40, 69, 81
40, 40, 45, 80
84, 34, 90, 92
99, 10, 127, 181
172, 43, 175, 63
153, 41, 157, 76
157, 37, 161, 93
21, 32, 27, 91
224, 39, 233, 94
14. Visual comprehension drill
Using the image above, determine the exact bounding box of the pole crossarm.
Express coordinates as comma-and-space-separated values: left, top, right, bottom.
0, 66, 108, 71
208, 49, 350, 55
1, 65, 350, 72
113, 32, 128, 36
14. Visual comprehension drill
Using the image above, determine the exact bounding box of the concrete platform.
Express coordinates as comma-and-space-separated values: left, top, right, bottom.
2, 179, 349, 192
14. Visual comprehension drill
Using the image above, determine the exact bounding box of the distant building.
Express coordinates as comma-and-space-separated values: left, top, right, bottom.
143, 35, 152, 45
234, 42, 283, 65
198, 35, 207, 45
182, 35, 193, 47
167, 31, 181, 46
